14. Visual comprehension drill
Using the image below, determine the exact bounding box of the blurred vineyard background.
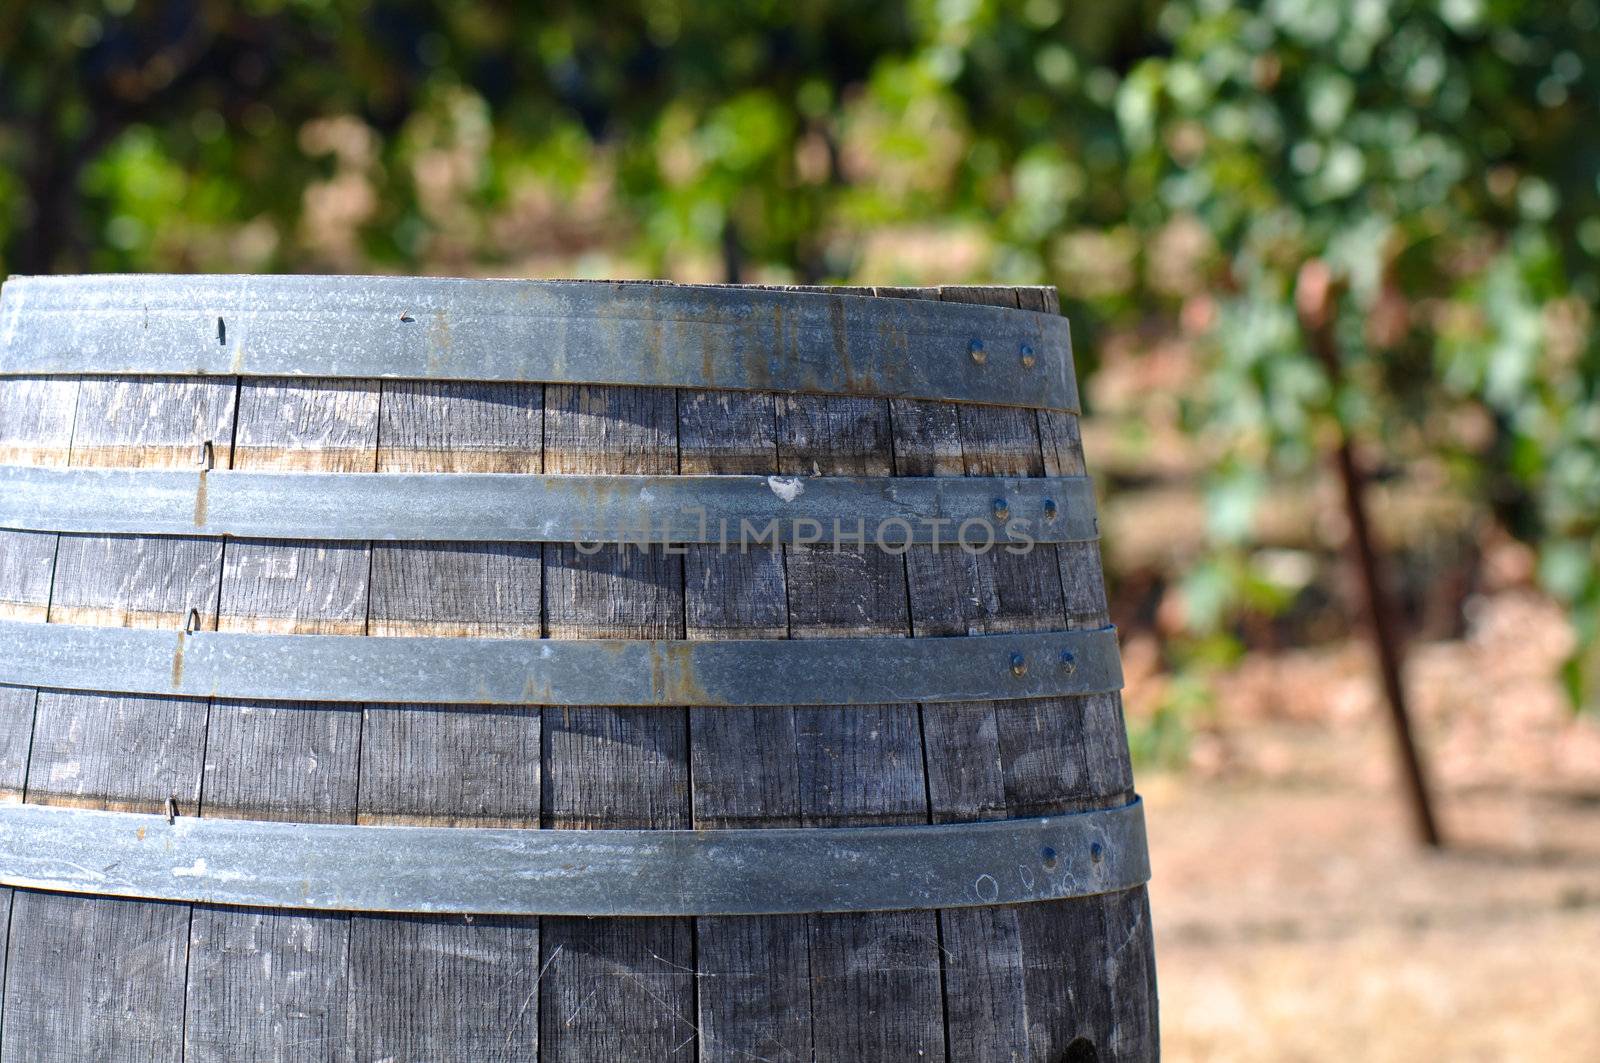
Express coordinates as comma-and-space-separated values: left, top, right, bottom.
4, 1, 1599, 1057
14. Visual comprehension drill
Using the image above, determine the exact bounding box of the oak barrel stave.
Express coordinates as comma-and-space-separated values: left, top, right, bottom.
538, 383, 697, 1056
681, 385, 816, 1059
0, 280, 1157, 1062
3, 374, 230, 1063
350, 379, 545, 1059
184, 378, 375, 1061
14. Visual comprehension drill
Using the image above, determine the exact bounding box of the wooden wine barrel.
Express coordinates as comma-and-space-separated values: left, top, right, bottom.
0, 276, 1157, 1062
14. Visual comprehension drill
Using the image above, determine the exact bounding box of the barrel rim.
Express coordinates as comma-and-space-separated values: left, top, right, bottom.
0, 273, 1080, 411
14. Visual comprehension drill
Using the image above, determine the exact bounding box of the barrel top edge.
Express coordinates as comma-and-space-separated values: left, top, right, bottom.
0, 272, 1066, 320
0, 274, 1079, 410
1, 271, 1060, 295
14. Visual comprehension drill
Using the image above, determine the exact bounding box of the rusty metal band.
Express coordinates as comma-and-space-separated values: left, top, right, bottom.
0, 275, 1079, 410
0, 465, 1099, 545
0, 619, 1121, 706
0, 798, 1147, 916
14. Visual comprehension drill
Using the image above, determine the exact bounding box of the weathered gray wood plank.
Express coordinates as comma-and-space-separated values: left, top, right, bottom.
908, 286, 1030, 1056
0, 689, 32, 805
0, 532, 55, 625
777, 386, 946, 1061
0, 388, 69, 810
230, 378, 379, 472
2, 375, 232, 1063
1094, 880, 1159, 1060
0, 890, 8, 1044
680, 389, 815, 1063
934, 287, 1083, 822
1, 894, 190, 1063
377, 379, 544, 473
49, 534, 224, 628
0, 376, 78, 1053
348, 914, 545, 1061
69, 377, 237, 468
183, 378, 376, 1062
1025, 286, 1082, 475
347, 380, 544, 1061
0, 381, 80, 799
25, 691, 208, 814
869, 285, 1157, 1060
888, 285, 1034, 1060
538, 381, 698, 1058
941, 287, 1156, 1060
0, 378, 78, 467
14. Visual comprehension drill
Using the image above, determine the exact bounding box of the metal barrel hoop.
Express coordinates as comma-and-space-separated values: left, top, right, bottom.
0, 799, 1149, 917
0, 619, 1123, 707
0, 274, 1080, 410
0, 466, 1101, 545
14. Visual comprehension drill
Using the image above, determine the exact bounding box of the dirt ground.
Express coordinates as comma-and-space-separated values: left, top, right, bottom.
1138, 589, 1600, 1062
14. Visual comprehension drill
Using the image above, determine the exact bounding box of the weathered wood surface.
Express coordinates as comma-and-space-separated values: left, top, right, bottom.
777, 295, 947, 1058
892, 285, 1042, 1059
0, 379, 73, 1062
538, 381, 698, 1057
4, 375, 233, 1063
921, 286, 1156, 1060
0, 380, 76, 807
682, 386, 815, 1061
183, 378, 375, 1062
0, 283, 1156, 1061
349, 380, 545, 1060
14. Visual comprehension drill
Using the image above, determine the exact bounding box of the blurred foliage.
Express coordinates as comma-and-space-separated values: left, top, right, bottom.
1120, 0, 1600, 708
1, 0, 1596, 707
0, 0, 1151, 285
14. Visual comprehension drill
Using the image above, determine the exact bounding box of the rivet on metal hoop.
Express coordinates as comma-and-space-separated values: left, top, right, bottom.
969, 338, 987, 364
1060, 650, 1077, 675
1009, 652, 1028, 678
992, 498, 1011, 523
1090, 841, 1104, 864
1042, 498, 1058, 521
1020, 343, 1036, 368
